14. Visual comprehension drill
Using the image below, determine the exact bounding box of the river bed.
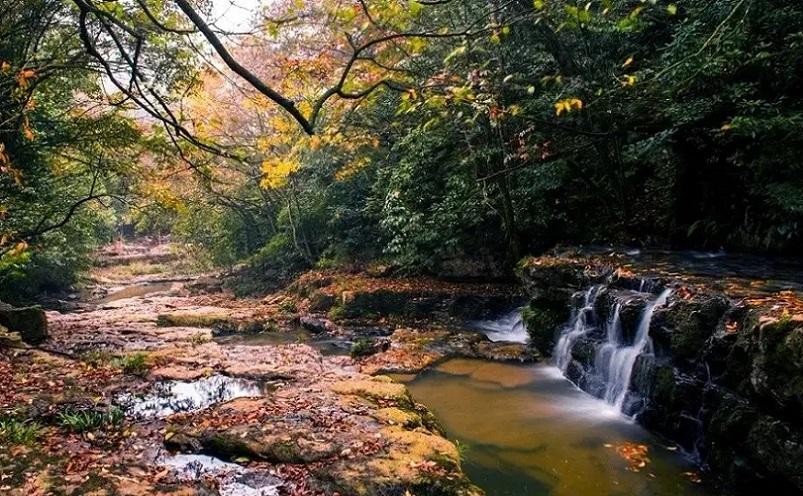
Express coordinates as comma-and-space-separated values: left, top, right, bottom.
393, 358, 713, 496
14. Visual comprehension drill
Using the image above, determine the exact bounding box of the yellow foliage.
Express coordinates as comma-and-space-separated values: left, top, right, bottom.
554, 97, 583, 116
261, 157, 300, 189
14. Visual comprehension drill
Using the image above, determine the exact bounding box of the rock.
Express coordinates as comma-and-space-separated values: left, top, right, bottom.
0, 324, 22, 347
520, 300, 567, 355
0, 301, 48, 344
299, 315, 336, 334
211, 320, 266, 337
473, 341, 536, 362
156, 312, 228, 328
517, 253, 803, 493
166, 380, 479, 496
308, 291, 336, 312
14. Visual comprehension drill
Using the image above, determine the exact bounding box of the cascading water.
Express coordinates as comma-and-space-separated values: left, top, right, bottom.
553, 283, 673, 416
555, 286, 600, 371
472, 309, 529, 344
604, 288, 671, 410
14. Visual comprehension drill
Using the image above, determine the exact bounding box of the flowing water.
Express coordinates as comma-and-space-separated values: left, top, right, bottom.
396, 359, 712, 496
553, 284, 673, 414
471, 310, 529, 344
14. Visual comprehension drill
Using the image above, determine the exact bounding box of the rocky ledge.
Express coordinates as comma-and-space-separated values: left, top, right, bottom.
518, 250, 803, 495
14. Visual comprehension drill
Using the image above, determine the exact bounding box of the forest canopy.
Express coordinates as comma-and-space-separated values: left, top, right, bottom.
2, 0, 802, 301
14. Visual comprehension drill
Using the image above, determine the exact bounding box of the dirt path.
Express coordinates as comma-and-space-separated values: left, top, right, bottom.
1, 243, 483, 496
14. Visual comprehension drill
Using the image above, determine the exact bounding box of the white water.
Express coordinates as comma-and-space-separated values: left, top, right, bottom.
553, 285, 673, 415
555, 286, 600, 371
605, 289, 672, 410
472, 309, 529, 344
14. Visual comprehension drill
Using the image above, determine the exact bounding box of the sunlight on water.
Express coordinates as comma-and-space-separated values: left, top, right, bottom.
395, 359, 712, 496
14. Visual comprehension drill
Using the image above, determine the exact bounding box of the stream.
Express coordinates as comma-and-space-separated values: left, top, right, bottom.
394, 358, 712, 496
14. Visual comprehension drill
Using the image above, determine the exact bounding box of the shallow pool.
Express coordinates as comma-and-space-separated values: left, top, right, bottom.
394, 359, 713, 496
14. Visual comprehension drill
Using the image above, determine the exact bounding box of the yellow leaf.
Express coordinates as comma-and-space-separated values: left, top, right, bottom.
555, 98, 583, 116
622, 56, 634, 68
667, 4, 678, 15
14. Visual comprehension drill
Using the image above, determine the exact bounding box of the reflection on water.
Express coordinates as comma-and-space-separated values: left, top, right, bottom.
396, 359, 712, 496
159, 453, 282, 495
117, 374, 272, 418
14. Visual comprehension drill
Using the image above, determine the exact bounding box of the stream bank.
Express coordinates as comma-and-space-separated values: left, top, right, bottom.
519, 249, 803, 494
2, 243, 801, 495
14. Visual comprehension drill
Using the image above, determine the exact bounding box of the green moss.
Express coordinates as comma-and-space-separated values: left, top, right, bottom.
156, 312, 228, 327
350, 337, 375, 358
521, 301, 564, 354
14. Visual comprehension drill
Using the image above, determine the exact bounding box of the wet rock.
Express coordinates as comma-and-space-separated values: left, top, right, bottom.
518, 253, 803, 493
651, 294, 730, 364
520, 300, 567, 355
749, 318, 803, 420
299, 315, 336, 334
211, 320, 267, 337
473, 341, 535, 362
166, 379, 479, 496
0, 301, 48, 344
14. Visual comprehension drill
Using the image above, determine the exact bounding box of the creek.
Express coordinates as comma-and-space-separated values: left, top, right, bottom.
395, 358, 712, 496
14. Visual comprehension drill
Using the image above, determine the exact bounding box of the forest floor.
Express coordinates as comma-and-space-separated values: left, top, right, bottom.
1, 241, 529, 496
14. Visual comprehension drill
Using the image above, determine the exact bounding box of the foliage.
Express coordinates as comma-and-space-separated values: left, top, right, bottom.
56, 406, 124, 433
165, 0, 803, 286
114, 352, 150, 376
4, 0, 803, 295
0, 415, 42, 445
350, 337, 375, 358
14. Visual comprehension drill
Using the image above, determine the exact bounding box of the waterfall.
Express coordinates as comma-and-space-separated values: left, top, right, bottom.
553, 285, 672, 415
555, 286, 600, 372
605, 288, 671, 410
472, 310, 529, 344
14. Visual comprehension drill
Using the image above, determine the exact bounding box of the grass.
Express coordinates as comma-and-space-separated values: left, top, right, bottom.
0, 416, 42, 445
278, 299, 298, 313
56, 406, 124, 433
350, 337, 374, 358
113, 352, 150, 376
186, 332, 211, 346
454, 440, 470, 462
81, 350, 115, 367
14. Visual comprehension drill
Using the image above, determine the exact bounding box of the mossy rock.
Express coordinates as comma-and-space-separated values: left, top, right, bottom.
330, 377, 414, 409
651, 295, 729, 362
318, 426, 482, 496
167, 427, 337, 464
750, 318, 803, 418
156, 312, 229, 328
520, 300, 566, 355
373, 407, 422, 429
0, 301, 47, 344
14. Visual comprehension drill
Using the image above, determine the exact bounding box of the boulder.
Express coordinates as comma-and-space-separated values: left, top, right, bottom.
0, 301, 47, 344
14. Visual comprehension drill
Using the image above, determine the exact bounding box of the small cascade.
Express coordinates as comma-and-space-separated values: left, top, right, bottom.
604, 288, 671, 410
553, 282, 673, 416
555, 286, 600, 371
472, 309, 529, 344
